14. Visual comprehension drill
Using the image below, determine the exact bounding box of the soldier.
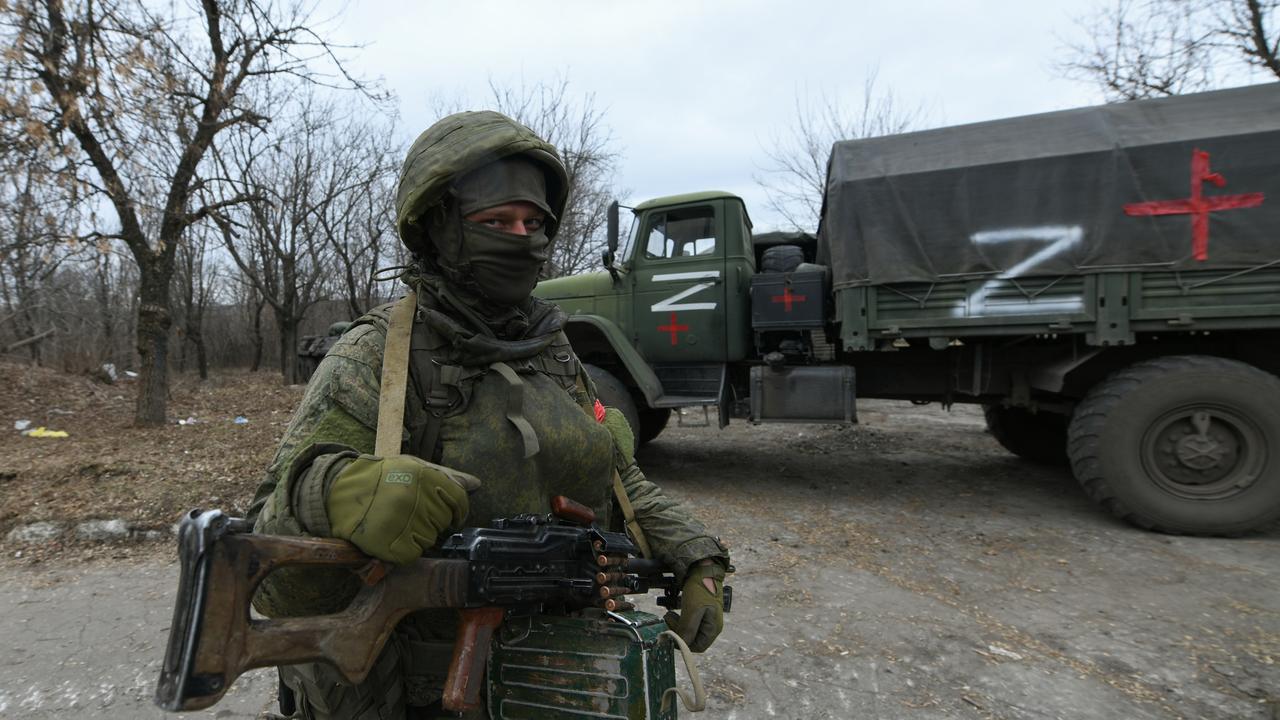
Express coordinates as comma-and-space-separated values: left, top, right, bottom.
246, 110, 730, 719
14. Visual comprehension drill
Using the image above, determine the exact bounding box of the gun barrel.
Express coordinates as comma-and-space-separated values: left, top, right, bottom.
622, 558, 667, 576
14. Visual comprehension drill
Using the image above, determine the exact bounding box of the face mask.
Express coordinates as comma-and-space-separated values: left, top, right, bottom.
461, 220, 550, 305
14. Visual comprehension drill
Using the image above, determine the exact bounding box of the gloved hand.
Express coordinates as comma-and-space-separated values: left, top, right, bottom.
326, 454, 480, 565
665, 559, 726, 653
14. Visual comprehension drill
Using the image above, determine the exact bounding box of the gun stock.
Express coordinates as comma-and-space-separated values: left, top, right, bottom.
154, 509, 469, 712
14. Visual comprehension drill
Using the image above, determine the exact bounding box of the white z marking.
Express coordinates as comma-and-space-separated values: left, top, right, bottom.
651, 284, 717, 312
962, 225, 1084, 316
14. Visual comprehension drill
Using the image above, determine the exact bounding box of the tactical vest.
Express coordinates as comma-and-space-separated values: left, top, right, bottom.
355, 298, 617, 536
340, 298, 619, 705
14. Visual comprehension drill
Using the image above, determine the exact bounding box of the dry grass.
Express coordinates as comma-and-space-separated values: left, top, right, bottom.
0, 361, 304, 536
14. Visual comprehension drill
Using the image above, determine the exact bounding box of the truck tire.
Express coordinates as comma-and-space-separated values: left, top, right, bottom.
637, 407, 672, 445
983, 405, 1068, 466
585, 364, 640, 455
761, 245, 804, 273
1067, 355, 1280, 535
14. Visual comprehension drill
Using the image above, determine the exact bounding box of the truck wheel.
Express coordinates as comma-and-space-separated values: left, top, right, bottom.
1067, 355, 1280, 535
762, 245, 804, 273
983, 405, 1068, 466
637, 407, 672, 445
585, 364, 640, 455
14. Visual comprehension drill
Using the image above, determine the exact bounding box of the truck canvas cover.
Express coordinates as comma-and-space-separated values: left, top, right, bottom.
819, 84, 1280, 288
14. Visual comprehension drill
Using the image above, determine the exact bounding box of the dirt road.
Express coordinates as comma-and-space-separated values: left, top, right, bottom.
2, 400, 1277, 719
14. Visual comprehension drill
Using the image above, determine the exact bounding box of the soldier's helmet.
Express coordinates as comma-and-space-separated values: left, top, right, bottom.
395, 111, 569, 258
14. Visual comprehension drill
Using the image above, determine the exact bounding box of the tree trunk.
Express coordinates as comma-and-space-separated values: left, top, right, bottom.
249, 298, 265, 372
279, 318, 300, 385
192, 327, 209, 381
134, 266, 173, 426
96, 258, 116, 367
26, 333, 41, 365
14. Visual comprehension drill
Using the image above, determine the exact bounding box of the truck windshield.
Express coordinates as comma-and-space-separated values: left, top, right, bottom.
643, 206, 717, 260
619, 212, 639, 266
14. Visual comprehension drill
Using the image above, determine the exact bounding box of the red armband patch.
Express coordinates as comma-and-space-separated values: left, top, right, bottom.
593, 399, 606, 423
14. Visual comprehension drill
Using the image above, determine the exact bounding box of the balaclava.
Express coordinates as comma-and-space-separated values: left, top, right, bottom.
433, 156, 555, 306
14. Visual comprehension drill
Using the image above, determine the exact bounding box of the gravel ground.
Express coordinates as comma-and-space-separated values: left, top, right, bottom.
1, 387, 1277, 719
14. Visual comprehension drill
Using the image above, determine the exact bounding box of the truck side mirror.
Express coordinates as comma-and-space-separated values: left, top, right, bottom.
606, 201, 619, 255
603, 200, 621, 281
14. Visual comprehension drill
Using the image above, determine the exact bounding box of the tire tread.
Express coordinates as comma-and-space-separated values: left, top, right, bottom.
1067, 355, 1280, 535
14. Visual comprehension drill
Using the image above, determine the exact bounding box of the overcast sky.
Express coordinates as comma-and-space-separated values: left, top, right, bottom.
322, 1, 1109, 231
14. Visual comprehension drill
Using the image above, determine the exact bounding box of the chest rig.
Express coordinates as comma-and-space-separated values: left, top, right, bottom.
368, 290, 580, 462
370, 289, 652, 557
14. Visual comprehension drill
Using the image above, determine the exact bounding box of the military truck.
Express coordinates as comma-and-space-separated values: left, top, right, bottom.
534, 84, 1280, 535
297, 321, 351, 382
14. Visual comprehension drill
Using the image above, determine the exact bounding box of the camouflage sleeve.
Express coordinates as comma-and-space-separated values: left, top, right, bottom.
573, 363, 730, 582
617, 461, 729, 582
247, 321, 386, 535
245, 322, 386, 617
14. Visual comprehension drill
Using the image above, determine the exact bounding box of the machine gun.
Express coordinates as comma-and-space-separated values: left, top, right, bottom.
154, 496, 727, 714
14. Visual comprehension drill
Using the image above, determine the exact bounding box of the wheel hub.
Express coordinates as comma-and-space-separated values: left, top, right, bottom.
1172, 411, 1230, 472
1174, 434, 1226, 470
1144, 405, 1263, 498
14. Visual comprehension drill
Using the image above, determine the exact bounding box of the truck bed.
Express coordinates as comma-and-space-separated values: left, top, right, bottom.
835, 265, 1280, 350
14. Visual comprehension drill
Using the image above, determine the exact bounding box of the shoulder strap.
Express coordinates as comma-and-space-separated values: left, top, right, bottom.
575, 373, 652, 558
613, 468, 652, 559
375, 290, 418, 457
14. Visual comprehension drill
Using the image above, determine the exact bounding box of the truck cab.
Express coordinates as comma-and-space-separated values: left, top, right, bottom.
537, 193, 755, 419
536, 191, 848, 441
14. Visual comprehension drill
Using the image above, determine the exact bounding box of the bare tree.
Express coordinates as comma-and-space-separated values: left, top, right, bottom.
0, 156, 83, 363
174, 227, 216, 379
756, 73, 925, 232
89, 243, 134, 368
0, 0, 371, 424
227, 268, 267, 371
1060, 0, 1279, 101
314, 119, 398, 319
216, 97, 389, 384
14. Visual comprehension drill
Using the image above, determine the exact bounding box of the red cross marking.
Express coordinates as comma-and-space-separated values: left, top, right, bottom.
770, 286, 807, 312
657, 312, 689, 346
1123, 148, 1265, 261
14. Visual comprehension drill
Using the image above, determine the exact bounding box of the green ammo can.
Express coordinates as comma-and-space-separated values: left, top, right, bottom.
487, 610, 682, 719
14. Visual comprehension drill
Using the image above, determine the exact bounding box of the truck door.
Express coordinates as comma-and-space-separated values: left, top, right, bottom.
632, 203, 727, 363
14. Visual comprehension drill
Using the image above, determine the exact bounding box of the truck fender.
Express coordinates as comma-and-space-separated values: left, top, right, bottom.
562, 315, 664, 407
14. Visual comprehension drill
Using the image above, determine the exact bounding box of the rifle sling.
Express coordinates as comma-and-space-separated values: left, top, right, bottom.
375, 290, 417, 457
574, 375, 652, 558
613, 468, 652, 559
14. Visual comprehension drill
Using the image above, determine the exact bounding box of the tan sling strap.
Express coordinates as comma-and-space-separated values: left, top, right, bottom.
375, 290, 418, 457
613, 467, 652, 559
574, 375, 652, 558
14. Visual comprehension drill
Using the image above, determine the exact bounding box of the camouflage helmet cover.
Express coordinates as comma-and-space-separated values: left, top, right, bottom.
395, 111, 569, 256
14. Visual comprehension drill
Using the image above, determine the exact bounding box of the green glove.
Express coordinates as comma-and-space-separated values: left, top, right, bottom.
665, 560, 726, 653
326, 454, 480, 565
601, 406, 635, 467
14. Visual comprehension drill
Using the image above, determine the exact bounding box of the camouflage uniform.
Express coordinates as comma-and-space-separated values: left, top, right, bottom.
246, 113, 728, 719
